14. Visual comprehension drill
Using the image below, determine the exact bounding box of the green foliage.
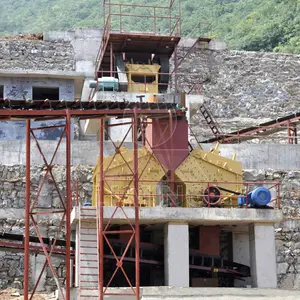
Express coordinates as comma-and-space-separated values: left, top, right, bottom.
1, 0, 300, 53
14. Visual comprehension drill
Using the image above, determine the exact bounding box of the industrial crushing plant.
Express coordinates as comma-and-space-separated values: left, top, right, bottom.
0, 1, 284, 300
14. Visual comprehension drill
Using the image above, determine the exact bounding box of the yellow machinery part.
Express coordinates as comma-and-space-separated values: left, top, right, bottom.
92, 146, 166, 207
175, 145, 243, 207
126, 64, 161, 93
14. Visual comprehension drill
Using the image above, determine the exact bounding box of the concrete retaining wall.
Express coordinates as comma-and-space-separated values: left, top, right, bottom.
0, 140, 299, 170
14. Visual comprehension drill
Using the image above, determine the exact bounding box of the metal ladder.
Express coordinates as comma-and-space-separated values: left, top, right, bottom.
199, 103, 223, 140
78, 207, 99, 299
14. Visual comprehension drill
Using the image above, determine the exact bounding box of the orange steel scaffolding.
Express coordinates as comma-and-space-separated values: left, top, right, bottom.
0, 99, 183, 300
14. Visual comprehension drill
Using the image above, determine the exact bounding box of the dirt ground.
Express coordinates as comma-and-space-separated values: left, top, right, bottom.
0, 289, 55, 300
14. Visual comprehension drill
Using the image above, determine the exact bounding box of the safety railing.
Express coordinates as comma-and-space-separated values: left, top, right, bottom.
103, 2, 181, 37
196, 21, 213, 40
91, 180, 281, 209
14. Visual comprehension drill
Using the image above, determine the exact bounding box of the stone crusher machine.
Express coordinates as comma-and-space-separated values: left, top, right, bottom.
91, 120, 272, 209
90, 54, 170, 94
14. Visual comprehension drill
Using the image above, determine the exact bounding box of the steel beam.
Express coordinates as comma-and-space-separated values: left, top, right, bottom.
24, 120, 30, 300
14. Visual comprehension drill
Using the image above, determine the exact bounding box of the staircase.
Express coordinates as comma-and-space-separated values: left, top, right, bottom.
78, 207, 98, 299
199, 103, 223, 140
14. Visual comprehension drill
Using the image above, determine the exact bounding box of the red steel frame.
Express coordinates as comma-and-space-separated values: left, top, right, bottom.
0, 107, 179, 300
24, 112, 72, 300
201, 114, 300, 144
92, 0, 183, 100
96, 109, 141, 299
102, 0, 181, 37
0, 106, 282, 300
95, 109, 182, 299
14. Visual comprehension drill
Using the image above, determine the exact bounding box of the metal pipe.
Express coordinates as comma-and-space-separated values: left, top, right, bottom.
174, 44, 178, 92
65, 109, 71, 300
169, 110, 175, 207
99, 119, 105, 300
133, 108, 140, 299
110, 42, 113, 77
24, 119, 30, 300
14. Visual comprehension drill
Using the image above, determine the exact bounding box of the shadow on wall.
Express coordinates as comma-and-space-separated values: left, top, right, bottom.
0, 121, 74, 140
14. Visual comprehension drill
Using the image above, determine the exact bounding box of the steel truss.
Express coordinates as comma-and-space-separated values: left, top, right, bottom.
24, 113, 72, 300
95, 109, 178, 299
0, 106, 183, 300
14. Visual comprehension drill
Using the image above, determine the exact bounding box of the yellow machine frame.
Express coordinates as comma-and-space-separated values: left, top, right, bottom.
126, 63, 161, 93
92, 143, 243, 208
175, 144, 243, 207
92, 146, 166, 207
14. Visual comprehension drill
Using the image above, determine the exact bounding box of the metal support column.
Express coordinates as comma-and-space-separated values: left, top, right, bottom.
65, 109, 71, 300
174, 45, 178, 92
133, 108, 140, 299
24, 119, 31, 300
98, 118, 104, 300
110, 42, 113, 77
169, 110, 175, 206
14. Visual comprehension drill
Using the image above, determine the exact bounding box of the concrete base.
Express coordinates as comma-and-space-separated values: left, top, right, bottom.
249, 223, 277, 288
71, 207, 283, 226
59, 287, 300, 300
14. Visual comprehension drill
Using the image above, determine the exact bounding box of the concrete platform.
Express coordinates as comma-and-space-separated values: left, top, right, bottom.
71, 206, 283, 226
64, 287, 300, 300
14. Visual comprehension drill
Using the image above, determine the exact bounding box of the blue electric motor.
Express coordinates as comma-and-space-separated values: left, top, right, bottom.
238, 187, 271, 207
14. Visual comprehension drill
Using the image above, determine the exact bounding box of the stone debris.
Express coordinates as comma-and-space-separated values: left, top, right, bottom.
0, 288, 54, 299
0, 39, 75, 71
1, 34, 43, 41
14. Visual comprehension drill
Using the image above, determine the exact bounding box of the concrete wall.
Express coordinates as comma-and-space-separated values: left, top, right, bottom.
0, 77, 74, 100
44, 29, 102, 78
1, 140, 300, 170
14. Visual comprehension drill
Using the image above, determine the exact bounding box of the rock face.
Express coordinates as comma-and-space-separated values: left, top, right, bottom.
0, 39, 75, 71
0, 164, 93, 291
177, 48, 300, 141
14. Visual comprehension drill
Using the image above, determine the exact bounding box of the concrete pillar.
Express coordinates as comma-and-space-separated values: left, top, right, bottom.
232, 230, 251, 287
164, 222, 189, 287
249, 223, 277, 288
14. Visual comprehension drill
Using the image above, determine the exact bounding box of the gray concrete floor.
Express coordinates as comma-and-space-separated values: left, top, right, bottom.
69, 287, 300, 300
140, 287, 300, 299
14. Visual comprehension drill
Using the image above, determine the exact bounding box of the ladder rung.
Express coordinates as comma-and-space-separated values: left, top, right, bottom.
80, 239, 97, 242
81, 214, 96, 217
80, 233, 96, 236
80, 226, 96, 229
81, 259, 98, 262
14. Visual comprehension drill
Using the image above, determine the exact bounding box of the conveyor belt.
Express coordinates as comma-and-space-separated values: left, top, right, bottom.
201, 112, 300, 144
0, 99, 183, 120
0, 233, 250, 279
